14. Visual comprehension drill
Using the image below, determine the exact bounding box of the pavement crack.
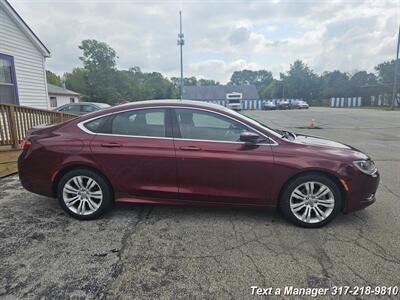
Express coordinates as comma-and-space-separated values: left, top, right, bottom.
110, 206, 149, 279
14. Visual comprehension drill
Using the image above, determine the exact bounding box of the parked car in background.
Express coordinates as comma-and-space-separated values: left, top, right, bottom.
277, 100, 290, 110
262, 100, 277, 110
54, 102, 111, 115
292, 100, 309, 109
19, 100, 379, 228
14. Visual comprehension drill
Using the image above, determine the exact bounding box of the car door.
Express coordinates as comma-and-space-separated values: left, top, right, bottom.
172, 108, 275, 206
87, 107, 178, 200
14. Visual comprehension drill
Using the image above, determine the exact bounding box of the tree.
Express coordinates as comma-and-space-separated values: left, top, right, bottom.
64, 41, 178, 104
79, 39, 117, 70
46, 70, 62, 86
259, 80, 281, 99
375, 59, 400, 85
280, 60, 319, 100
229, 69, 273, 89
77, 39, 120, 104
348, 71, 377, 96
170, 77, 220, 87
64, 68, 88, 98
171, 76, 198, 87
319, 70, 350, 98
198, 79, 220, 86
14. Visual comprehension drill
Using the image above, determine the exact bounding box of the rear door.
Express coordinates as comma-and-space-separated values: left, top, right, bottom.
171, 108, 275, 206
87, 108, 178, 200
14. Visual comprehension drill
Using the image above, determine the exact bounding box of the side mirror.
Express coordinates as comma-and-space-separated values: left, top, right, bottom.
240, 131, 259, 144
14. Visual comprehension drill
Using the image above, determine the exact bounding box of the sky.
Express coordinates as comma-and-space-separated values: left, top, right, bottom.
8, 0, 400, 83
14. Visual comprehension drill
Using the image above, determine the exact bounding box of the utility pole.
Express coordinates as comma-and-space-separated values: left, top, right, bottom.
177, 11, 185, 100
391, 25, 400, 110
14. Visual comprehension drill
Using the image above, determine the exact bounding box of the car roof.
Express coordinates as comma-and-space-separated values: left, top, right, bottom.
117, 99, 226, 110
67, 102, 107, 106
76, 99, 233, 121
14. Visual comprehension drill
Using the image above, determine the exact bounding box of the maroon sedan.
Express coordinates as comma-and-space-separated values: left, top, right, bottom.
18, 100, 379, 227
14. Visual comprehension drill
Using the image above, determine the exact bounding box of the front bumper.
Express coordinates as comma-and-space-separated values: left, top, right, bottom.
343, 170, 380, 213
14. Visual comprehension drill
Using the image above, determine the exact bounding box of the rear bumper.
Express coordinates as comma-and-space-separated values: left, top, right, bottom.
263, 106, 276, 110
18, 151, 55, 198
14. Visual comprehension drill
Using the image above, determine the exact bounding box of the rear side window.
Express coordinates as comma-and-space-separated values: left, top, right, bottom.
83, 116, 109, 133
111, 109, 166, 137
67, 105, 81, 112
81, 105, 97, 113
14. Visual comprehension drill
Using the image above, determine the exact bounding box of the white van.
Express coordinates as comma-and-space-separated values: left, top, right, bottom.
225, 92, 242, 111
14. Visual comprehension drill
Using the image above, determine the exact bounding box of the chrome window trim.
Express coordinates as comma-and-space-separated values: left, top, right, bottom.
77, 106, 279, 146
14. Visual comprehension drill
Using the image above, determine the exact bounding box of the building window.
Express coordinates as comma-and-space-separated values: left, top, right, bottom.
70, 97, 75, 103
50, 96, 57, 107
0, 54, 18, 105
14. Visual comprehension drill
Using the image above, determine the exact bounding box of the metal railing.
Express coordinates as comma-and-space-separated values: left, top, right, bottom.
0, 103, 77, 149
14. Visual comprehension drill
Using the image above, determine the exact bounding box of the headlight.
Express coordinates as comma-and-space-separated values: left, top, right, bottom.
353, 160, 377, 175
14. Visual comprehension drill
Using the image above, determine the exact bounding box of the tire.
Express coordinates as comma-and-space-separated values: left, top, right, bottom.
57, 168, 113, 220
279, 174, 342, 228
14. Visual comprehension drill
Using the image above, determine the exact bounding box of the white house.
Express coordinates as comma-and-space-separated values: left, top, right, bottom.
47, 83, 80, 108
0, 0, 50, 109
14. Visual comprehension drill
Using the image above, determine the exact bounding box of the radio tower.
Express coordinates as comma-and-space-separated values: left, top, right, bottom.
177, 11, 185, 100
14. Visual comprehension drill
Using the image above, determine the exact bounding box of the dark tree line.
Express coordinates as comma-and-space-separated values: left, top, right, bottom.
47, 39, 399, 105
229, 60, 399, 101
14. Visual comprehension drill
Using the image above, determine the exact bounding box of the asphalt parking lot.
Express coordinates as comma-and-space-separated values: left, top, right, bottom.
1, 107, 399, 299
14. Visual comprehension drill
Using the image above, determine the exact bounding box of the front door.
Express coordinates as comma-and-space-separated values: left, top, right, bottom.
172, 108, 275, 206
88, 108, 178, 200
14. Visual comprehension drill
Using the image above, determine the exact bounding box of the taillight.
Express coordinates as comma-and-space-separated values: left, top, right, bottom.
21, 139, 32, 150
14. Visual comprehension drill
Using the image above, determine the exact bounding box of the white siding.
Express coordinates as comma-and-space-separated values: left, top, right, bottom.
0, 6, 49, 109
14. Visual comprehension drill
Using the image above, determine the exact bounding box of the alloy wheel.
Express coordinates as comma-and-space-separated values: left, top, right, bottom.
62, 176, 103, 215
289, 181, 335, 224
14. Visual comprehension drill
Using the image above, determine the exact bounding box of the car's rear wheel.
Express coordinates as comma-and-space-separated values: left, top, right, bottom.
57, 168, 113, 220
280, 174, 342, 228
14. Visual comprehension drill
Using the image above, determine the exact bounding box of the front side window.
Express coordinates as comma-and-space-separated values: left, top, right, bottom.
175, 108, 253, 142
0, 54, 18, 105
111, 108, 166, 137
59, 105, 71, 112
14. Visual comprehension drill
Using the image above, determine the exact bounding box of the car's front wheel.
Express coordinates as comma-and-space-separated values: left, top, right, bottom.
57, 168, 113, 220
280, 174, 342, 228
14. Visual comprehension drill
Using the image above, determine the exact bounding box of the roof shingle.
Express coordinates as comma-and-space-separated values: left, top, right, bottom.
47, 83, 80, 96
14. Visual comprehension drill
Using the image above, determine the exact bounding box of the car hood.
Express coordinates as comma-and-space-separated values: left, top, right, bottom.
290, 134, 369, 160
293, 134, 350, 149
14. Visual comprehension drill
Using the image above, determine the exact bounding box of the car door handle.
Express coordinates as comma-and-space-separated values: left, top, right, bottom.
101, 143, 122, 148
179, 146, 202, 151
